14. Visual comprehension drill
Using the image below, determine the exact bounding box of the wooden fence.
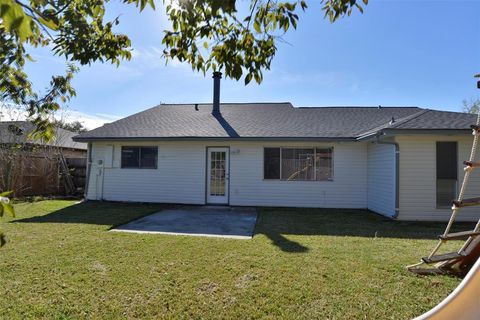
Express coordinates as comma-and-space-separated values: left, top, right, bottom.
0, 151, 86, 197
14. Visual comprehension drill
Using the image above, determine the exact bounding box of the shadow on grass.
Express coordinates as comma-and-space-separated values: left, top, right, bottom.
254, 207, 477, 252
13, 202, 475, 253
13, 201, 170, 228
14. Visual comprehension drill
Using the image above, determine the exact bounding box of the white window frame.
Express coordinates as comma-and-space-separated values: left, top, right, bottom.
263, 146, 334, 181
120, 146, 158, 169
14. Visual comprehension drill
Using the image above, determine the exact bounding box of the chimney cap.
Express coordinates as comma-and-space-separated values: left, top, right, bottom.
213, 71, 222, 78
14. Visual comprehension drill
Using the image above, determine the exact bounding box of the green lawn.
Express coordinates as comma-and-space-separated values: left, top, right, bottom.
0, 200, 470, 319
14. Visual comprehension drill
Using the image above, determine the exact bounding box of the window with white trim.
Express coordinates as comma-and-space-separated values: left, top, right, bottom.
264, 147, 333, 181
121, 146, 158, 169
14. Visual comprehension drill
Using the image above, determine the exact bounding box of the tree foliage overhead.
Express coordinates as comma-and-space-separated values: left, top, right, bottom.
163, 0, 368, 84
1, 0, 367, 138
0, 0, 153, 139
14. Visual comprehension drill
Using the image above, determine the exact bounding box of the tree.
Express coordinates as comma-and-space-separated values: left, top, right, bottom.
1, 0, 146, 139
162, 0, 368, 84
53, 119, 88, 133
462, 98, 480, 115
1, 0, 368, 139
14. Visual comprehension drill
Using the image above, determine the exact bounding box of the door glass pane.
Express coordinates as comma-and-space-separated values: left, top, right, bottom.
210, 151, 226, 196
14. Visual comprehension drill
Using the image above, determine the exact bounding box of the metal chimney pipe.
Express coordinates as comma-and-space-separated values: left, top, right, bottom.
212, 71, 222, 115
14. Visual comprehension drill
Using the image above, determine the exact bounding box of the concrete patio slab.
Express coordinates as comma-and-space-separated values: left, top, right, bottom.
111, 206, 257, 239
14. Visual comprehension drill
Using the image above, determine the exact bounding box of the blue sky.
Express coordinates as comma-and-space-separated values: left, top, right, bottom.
23, 0, 480, 128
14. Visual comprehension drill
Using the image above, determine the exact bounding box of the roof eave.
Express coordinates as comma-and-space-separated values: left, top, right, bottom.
382, 129, 472, 136
357, 128, 472, 141
72, 136, 358, 143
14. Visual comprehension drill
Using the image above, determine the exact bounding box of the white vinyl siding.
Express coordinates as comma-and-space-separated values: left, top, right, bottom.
229, 142, 366, 208
396, 135, 480, 222
86, 141, 368, 208
367, 143, 396, 217
105, 143, 204, 204
85, 134, 480, 222
86, 143, 113, 200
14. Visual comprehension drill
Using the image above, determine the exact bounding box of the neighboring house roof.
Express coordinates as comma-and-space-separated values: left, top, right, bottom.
0, 121, 87, 150
73, 103, 477, 142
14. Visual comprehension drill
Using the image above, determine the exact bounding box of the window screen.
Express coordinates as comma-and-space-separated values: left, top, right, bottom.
437, 142, 457, 179
315, 148, 334, 181
121, 147, 140, 168
264, 148, 280, 179
263, 147, 333, 181
281, 148, 315, 181
436, 142, 457, 207
140, 147, 158, 168
121, 146, 158, 169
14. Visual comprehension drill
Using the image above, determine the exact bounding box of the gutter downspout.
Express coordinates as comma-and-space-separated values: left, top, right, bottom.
84, 142, 92, 200
374, 134, 400, 218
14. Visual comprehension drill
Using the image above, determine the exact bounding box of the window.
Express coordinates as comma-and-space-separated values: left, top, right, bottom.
264, 148, 280, 179
121, 146, 158, 169
436, 142, 457, 207
263, 147, 333, 181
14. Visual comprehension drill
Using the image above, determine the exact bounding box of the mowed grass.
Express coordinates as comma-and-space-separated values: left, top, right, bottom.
0, 200, 471, 319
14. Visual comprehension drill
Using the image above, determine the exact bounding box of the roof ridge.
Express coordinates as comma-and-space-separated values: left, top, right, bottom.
159, 102, 292, 106
297, 106, 420, 109
389, 109, 430, 129
355, 108, 428, 138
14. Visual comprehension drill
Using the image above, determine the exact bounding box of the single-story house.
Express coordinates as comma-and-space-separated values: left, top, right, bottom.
0, 121, 87, 157
1, 121, 87, 196
72, 101, 480, 222
73, 75, 480, 221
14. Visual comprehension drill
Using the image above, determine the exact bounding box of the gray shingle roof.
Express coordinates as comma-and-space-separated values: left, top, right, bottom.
0, 121, 87, 150
391, 109, 477, 130
73, 103, 476, 142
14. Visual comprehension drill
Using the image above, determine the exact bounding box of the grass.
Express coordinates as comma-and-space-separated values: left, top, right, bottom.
0, 200, 472, 319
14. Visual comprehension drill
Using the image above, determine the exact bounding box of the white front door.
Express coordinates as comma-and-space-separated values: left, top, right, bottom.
207, 147, 229, 204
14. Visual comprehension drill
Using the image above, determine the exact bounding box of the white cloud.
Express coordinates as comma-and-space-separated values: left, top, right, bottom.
55, 109, 122, 130
127, 45, 200, 75
0, 104, 121, 130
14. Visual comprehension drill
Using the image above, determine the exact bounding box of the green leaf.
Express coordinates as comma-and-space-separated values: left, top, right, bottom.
25, 54, 36, 62
38, 16, 59, 31
92, 5, 105, 18
244, 73, 252, 85
355, 4, 364, 14
0, 191, 13, 197
0, 0, 35, 41
253, 20, 261, 33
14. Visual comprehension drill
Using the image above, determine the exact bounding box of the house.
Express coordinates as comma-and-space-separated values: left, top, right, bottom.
0, 121, 87, 196
0, 121, 87, 157
73, 76, 480, 222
